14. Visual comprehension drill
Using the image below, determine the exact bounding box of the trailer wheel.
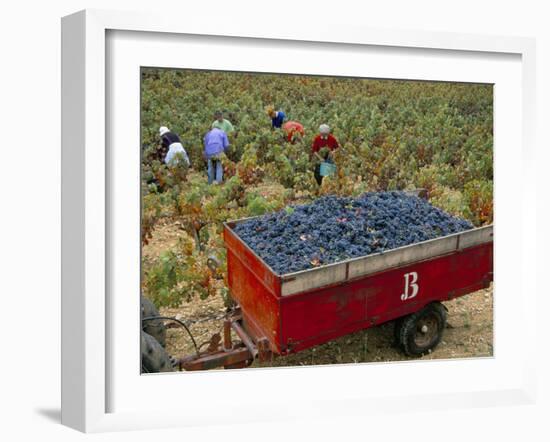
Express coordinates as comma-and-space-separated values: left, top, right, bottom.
141, 296, 166, 348
141, 331, 175, 373
398, 303, 447, 356
393, 317, 405, 347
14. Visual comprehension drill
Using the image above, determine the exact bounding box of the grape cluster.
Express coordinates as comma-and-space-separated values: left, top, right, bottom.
232, 191, 473, 275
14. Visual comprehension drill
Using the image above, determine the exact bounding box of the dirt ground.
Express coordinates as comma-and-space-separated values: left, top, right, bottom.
143, 222, 493, 370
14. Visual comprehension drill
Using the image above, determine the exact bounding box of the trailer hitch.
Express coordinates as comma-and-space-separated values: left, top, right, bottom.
177, 309, 272, 371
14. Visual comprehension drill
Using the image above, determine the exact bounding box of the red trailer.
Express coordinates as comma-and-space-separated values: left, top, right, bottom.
178, 217, 493, 371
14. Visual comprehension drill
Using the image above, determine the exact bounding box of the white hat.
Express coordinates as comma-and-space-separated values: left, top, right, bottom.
319, 124, 330, 134
159, 126, 170, 136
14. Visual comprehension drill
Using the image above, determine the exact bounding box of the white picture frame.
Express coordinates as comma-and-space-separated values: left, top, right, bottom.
61, 9, 537, 433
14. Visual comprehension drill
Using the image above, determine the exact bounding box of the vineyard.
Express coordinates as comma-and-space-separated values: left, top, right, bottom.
140, 68, 493, 366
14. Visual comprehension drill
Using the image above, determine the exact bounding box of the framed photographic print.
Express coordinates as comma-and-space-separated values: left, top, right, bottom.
61, 9, 537, 433
139, 67, 494, 373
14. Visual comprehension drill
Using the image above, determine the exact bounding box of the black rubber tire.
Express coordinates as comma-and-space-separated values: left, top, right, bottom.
141, 296, 166, 348
393, 316, 405, 347
398, 303, 447, 356
141, 331, 175, 373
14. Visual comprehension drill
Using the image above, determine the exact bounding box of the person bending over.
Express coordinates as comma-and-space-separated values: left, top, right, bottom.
203, 127, 229, 184
159, 126, 190, 166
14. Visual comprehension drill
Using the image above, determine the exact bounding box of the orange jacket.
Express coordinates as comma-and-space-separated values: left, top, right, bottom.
282, 121, 304, 142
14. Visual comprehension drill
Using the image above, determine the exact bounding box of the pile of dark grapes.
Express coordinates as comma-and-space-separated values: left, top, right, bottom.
232, 191, 473, 275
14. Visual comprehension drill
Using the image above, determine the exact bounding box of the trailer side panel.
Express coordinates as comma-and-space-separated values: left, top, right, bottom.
279, 242, 492, 353
225, 227, 283, 352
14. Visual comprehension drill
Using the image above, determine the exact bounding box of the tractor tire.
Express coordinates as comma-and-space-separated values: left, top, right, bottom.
398, 302, 447, 357
141, 331, 175, 373
141, 296, 166, 348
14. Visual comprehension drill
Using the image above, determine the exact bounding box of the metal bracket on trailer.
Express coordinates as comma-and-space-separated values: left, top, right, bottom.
177, 308, 271, 371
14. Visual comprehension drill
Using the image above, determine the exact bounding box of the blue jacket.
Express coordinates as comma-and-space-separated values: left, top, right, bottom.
203, 128, 229, 158
271, 111, 285, 128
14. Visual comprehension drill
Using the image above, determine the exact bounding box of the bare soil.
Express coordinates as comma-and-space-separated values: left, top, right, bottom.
144, 222, 493, 370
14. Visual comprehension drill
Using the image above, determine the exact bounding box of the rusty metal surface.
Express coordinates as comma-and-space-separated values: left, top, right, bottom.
179, 346, 252, 371
257, 338, 271, 363
206, 333, 221, 353
223, 319, 232, 351
231, 319, 259, 359
178, 314, 274, 371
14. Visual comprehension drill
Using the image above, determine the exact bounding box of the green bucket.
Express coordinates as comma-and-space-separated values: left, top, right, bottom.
320, 161, 337, 177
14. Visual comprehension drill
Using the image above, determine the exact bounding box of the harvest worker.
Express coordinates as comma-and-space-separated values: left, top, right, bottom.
282, 120, 305, 143
266, 105, 286, 128
311, 124, 340, 185
266, 105, 304, 142
211, 110, 235, 134
159, 126, 190, 166
203, 127, 230, 184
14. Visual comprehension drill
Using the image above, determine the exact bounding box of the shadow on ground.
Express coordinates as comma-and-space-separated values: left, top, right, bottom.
35, 408, 61, 423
